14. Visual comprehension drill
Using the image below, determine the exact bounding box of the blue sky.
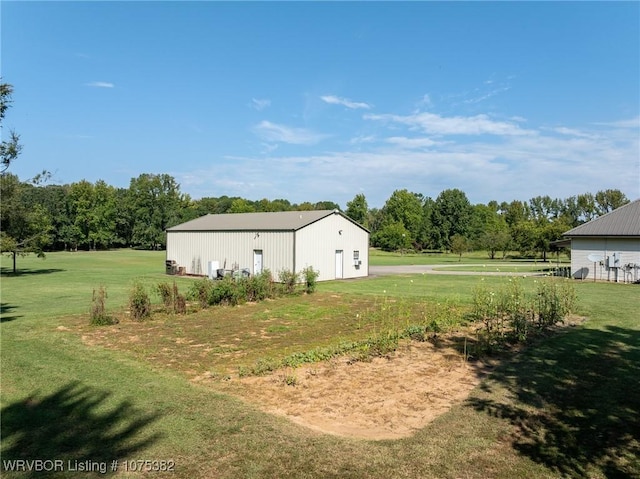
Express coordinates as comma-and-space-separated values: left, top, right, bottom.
2, 1, 639, 208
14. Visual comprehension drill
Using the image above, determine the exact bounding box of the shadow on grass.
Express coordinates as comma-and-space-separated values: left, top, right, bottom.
0, 303, 22, 323
0, 267, 65, 277
468, 325, 640, 478
1, 381, 161, 477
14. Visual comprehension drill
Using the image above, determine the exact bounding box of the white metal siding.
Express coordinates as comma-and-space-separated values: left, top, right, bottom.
571, 237, 640, 282
166, 231, 294, 276
295, 213, 369, 281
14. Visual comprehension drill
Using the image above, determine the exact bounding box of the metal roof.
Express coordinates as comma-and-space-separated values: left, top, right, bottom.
167, 209, 369, 232
563, 199, 640, 237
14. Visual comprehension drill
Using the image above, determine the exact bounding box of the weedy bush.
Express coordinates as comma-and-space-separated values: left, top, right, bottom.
210, 277, 241, 306
89, 285, 117, 325
242, 270, 275, 302
129, 281, 151, 321
422, 299, 462, 335
187, 270, 292, 310
156, 282, 173, 309
278, 269, 299, 295
536, 279, 577, 328
470, 277, 577, 353
172, 281, 187, 314
188, 278, 214, 308
302, 266, 319, 294
157, 281, 186, 314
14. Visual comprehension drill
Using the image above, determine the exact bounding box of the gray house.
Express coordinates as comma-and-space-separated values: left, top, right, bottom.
562, 199, 640, 282
166, 210, 369, 282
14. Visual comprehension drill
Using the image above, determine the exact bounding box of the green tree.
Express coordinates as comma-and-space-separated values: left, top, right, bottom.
501, 200, 530, 228
89, 180, 118, 249
379, 189, 424, 244
20, 184, 71, 250
529, 195, 562, 223
128, 173, 186, 249
449, 234, 470, 261
417, 196, 435, 249
345, 193, 369, 228
296, 202, 315, 211
114, 187, 134, 247
510, 221, 538, 257
536, 219, 571, 262
471, 203, 511, 259
1, 82, 22, 173
595, 189, 629, 215
229, 198, 256, 213
314, 200, 340, 211
371, 221, 411, 252
430, 189, 473, 250
0, 174, 52, 273
67, 180, 95, 249
576, 193, 597, 222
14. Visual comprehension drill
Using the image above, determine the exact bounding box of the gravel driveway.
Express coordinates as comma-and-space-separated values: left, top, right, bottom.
369, 264, 545, 277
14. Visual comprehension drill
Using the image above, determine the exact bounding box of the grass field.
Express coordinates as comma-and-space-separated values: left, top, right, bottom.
1, 250, 638, 478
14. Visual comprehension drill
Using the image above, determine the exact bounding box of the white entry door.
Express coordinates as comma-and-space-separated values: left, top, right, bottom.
253, 250, 263, 275
335, 250, 343, 279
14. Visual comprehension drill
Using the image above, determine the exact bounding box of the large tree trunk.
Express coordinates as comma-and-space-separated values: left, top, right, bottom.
12, 250, 16, 274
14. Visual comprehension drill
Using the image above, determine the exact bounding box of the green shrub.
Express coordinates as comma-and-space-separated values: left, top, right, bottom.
188, 278, 214, 308
89, 285, 117, 326
243, 270, 275, 301
470, 277, 577, 352
302, 266, 319, 294
129, 281, 151, 321
536, 279, 576, 328
278, 269, 299, 295
210, 277, 241, 306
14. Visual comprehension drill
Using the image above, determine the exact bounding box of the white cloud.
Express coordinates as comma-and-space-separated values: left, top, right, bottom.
385, 136, 439, 149
251, 98, 271, 111
86, 81, 114, 88
365, 111, 535, 137
177, 121, 639, 207
321, 95, 372, 110
594, 117, 640, 129
177, 110, 639, 208
350, 135, 376, 144
549, 126, 599, 139
253, 120, 328, 145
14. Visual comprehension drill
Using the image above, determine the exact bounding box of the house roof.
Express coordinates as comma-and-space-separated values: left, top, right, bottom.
167, 209, 369, 233
563, 199, 640, 237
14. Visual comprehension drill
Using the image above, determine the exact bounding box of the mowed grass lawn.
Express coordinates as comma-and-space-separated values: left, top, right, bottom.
1, 250, 638, 478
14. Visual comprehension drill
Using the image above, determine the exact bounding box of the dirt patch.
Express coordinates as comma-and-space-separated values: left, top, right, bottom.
221, 340, 493, 440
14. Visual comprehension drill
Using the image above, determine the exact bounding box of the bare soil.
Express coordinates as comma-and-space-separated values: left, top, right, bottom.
216, 340, 494, 440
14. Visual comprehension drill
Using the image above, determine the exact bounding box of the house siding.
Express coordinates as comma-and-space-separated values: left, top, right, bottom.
166, 231, 294, 276
571, 237, 640, 282
295, 213, 369, 281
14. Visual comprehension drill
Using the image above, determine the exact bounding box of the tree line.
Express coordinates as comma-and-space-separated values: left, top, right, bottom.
1, 171, 629, 258
347, 188, 629, 261
1, 172, 342, 254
